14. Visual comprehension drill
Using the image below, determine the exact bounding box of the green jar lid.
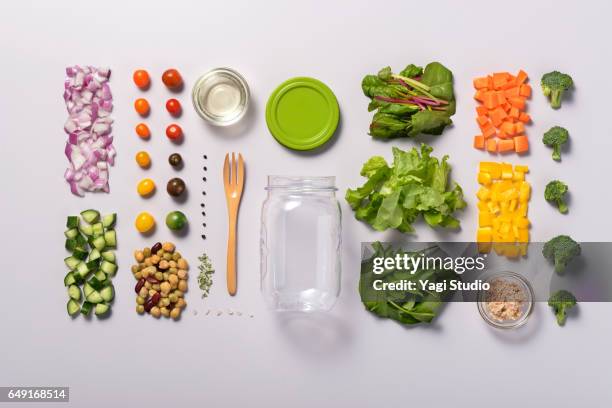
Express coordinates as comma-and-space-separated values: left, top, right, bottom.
265, 77, 339, 151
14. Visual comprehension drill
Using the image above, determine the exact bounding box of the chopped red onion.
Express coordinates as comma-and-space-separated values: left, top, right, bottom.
63, 65, 115, 196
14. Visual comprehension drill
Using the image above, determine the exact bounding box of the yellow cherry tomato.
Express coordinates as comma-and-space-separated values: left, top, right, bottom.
137, 178, 156, 197
135, 151, 151, 168
135, 212, 155, 233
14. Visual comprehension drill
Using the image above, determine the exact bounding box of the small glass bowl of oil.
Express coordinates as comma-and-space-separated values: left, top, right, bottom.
192, 68, 250, 126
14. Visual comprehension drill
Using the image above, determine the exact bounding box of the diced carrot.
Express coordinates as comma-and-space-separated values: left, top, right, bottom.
498, 139, 515, 152
474, 135, 485, 149
514, 135, 529, 153
492, 75, 507, 90
519, 84, 532, 98
498, 130, 509, 139
516, 70, 528, 85
482, 125, 496, 139
502, 102, 511, 112
508, 97, 525, 110
515, 122, 525, 134
509, 107, 520, 119
489, 107, 507, 127
504, 87, 520, 98
486, 138, 498, 152
483, 91, 498, 109
476, 105, 488, 116
502, 78, 517, 90
518, 112, 531, 123
474, 90, 486, 102
496, 91, 507, 105
500, 121, 515, 136
473, 77, 489, 89
479, 119, 493, 132
487, 76, 494, 89
477, 115, 489, 126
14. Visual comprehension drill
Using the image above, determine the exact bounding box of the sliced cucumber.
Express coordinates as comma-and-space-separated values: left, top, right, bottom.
75, 233, 87, 248
76, 262, 90, 279
80, 301, 93, 316
100, 284, 114, 302
65, 238, 77, 252
85, 258, 100, 271
68, 285, 81, 301
95, 303, 110, 316
100, 260, 117, 276
79, 223, 94, 236
88, 248, 101, 261
72, 247, 88, 260
90, 236, 106, 251
83, 282, 94, 297
103, 230, 117, 248
86, 291, 103, 304
101, 251, 115, 263
64, 256, 81, 270
94, 270, 106, 281
66, 216, 80, 229
67, 299, 80, 316
64, 228, 79, 239
64, 272, 76, 286
88, 276, 106, 291
80, 209, 100, 224
102, 213, 117, 228
92, 222, 104, 237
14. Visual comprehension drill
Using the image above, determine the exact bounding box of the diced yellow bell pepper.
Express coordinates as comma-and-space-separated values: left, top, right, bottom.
508, 199, 517, 212
477, 227, 492, 242
480, 162, 501, 178
519, 243, 528, 256
478, 242, 492, 254
476, 187, 491, 201
517, 205, 528, 217
488, 202, 500, 214
504, 244, 520, 258
477, 201, 489, 211
479, 211, 493, 227
500, 222, 511, 234
513, 171, 525, 182
501, 163, 513, 179
516, 217, 530, 228
478, 172, 492, 186
514, 165, 529, 173
518, 228, 529, 243
519, 182, 531, 202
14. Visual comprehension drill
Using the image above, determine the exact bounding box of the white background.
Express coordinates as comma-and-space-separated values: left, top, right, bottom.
1, 0, 611, 407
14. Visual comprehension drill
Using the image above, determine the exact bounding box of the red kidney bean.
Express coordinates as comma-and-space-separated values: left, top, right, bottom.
144, 292, 161, 312
135, 278, 145, 294
151, 242, 162, 253
146, 276, 159, 284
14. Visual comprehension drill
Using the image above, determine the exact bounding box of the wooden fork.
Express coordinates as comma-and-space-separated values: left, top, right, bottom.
223, 152, 245, 296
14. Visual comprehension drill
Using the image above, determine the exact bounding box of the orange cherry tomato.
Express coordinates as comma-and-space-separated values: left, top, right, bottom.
166, 124, 183, 140
166, 98, 182, 116
135, 151, 151, 168
162, 69, 183, 89
134, 98, 150, 116
135, 123, 151, 139
133, 69, 150, 89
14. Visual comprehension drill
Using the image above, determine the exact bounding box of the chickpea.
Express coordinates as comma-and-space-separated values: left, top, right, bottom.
143, 247, 151, 257
157, 250, 164, 257
131, 265, 139, 274
177, 258, 188, 270
150, 306, 161, 318
144, 281, 152, 289
170, 307, 181, 319
152, 284, 161, 291
172, 252, 181, 261
162, 272, 169, 281
169, 293, 178, 303
168, 274, 178, 285
161, 307, 170, 317
148, 289, 157, 297
159, 260, 169, 270
176, 298, 186, 309
135, 251, 144, 262
144, 258, 152, 267
136, 305, 145, 314
138, 287, 148, 298
169, 260, 177, 268
142, 268, 150, 278
174, 289, 184, 298
162, 242, 175, 252
160, 281, 172, 294
169, 267, 178, 275
155, 272, 164, 281
177, 269, 187, 279
136, 296, 145, 305
178, 280, 188, 292
163, 253, 172, 261
134, 271, 142, 280
161, 298, 171, 307
151, 255, 160, 265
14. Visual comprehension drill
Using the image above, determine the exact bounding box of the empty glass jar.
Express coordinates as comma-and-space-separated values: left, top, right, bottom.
260, 176, 342, 312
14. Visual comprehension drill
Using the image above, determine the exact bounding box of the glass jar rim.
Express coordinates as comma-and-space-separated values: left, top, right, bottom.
265, 175, 337, 191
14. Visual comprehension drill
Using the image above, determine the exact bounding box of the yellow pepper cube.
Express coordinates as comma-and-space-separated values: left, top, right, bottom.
478, 242, 492, 254
508, 199, 517, 212
500, 222, 511, 234
478, 172, 492, 186
517, 205, 528, 217
477, 201, 489, 211
504, 244, 520, 258
519, 243, 528, 256
493, 242, 506, 255
518, 182, 531, 202
518, 228, 529, 243
488, 202, 500, 215
514, 165, 529, 173
480, 162, 501, 179
516, 217, 530, 228
513, 171, 525, 182
477, 227, 493, 242
479, 211, 493, 227
477, 187, 491, 201
501, 163, 513, 179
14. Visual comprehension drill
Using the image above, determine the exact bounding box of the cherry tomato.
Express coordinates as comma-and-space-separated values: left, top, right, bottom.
135, 123, 151, 139
134, 98, 150, 116
166, 98, 182, 116
135, 212, 155, 233
135, 151, 151, 168
137, 178, 156, 196
133, 69, 150, 89
162, 69, 183, 89
166, 124, 183, 141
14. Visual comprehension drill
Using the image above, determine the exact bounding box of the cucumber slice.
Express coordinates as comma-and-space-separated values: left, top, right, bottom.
86, 258, 100, 271
66, 216, 80, 229
102, 213, 117, 228
103, 230, 117, 248
65, 238, 77, 252
64, 228, 79, 239
80, 209, 100, 224
92, 222, 104, 237
100, 260, 117, 276
95, 303, 110, 316
83, 283, 94, 297
90, 236, 106, 251
88, 276, 106, 291
67, 299, 80, 316
75, 233, 87, 248
86, 291, 103, 304
80, 301, 93, 316
68, 285, 81, 301
100, 284, 115, 302
88, 248, 101, 261
101, 251, 115, 263
64, 256, 81, 270
72, 247, 88, 260
76, 262, 90, 279
79, 223, 94, 236
94, 270, 106, 281
64, 272, 76, 286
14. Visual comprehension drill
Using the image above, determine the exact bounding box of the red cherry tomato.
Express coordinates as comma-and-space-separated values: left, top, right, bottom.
166, 124, 183, 140
134, 98, 150, 116
166, 98, 182, 116
162, 69, 183, 89
133, 69, 150, 89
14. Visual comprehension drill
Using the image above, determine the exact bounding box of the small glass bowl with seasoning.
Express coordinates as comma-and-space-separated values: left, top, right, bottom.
192, 67, 249, 126
477, 271, 534, 329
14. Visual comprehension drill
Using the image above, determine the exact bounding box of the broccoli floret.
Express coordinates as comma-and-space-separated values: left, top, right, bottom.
542, 126, 569, 161
542, 235, 581, 274
548, 290, 577, 326
541, 71, 573, 109
544, 180, 569, 213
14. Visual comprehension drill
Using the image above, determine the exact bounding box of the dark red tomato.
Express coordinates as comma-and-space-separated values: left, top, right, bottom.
166, 98, 182, 116
166, 124, 183, 140
162, 69, 183, 89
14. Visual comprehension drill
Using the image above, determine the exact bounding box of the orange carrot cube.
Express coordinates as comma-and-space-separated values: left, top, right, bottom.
509, 97, 526, 110
519, 84, 532, 98
518, 112, 531, 123
498, 139, 515, 152
477, 115, 489, 126
500, 121, 515, 136
486, 138, 498, 152
474, 77, 489, 89
476, 105, 489, 116
474, 135, 485, 149
516, 70, 528, 85
509, 107, 520, 119
514, 135, 529, 153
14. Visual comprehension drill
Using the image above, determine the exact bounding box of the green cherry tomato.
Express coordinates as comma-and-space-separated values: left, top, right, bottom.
165, 211, 187, 231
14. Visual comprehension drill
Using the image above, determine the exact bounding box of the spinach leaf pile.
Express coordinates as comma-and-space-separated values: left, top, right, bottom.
345, 144, 466, 232
362, 62, 456, 139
